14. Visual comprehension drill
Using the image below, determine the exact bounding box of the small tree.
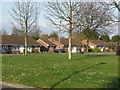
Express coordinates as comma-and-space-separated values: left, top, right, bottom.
73, 32, 86, 42
100, 35, 110, 42
29, 28, 42, 40
11, 1, 40, 55
40, 34, 50, 39
43, 1, 80, 60
111, 35, 120, 42
50, 31, 58, 38
12, 27, 24, 36
74, 2, 115, 56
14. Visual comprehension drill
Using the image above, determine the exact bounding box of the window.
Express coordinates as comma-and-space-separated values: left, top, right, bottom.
18, 46, 20, 50
14, 47, 17, 50
49, 46, 53, 49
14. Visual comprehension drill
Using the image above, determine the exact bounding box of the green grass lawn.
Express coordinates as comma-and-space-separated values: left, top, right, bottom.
2, 53, 119, 88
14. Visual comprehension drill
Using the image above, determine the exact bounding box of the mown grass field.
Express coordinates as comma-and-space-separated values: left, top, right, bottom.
2, 53, 119, 88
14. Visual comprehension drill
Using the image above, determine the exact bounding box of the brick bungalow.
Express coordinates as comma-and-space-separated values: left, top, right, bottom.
0, 35, 41, 54
106, 42, 118, 51
82, 40, 110, 51
48, 38, 82, 53
37, 39, 56, 52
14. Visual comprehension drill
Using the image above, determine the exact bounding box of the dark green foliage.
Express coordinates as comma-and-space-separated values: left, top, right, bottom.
50, 31, 58, 38
40, 34, 50, 39
100, 35, 110, 42
94, 48, 101, 52
82, 28, 99, 40
111, 35, 120, 42
32, 36, 40, 40
0, 51, 7, 54
88, 48, 93, 52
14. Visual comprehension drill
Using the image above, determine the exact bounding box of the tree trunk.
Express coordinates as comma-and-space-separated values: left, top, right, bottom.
24, 35, 27, 55
68, 32, 72, 60
24, 20, 28, 55
116, 43, 120, 56
86, 40, 89, 56
68, 5, 72, 60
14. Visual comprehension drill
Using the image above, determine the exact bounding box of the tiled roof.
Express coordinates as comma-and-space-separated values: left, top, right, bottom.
41, 39, 56, 46
106, 42, 118, 46
0, 35, 40, 45
50, 38, 82, 46
88, 40, 118, 46
89, 40, 108, 46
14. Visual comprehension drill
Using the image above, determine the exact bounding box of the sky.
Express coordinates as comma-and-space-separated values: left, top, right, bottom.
0, 1, 119, 38
0, 2, 68, 37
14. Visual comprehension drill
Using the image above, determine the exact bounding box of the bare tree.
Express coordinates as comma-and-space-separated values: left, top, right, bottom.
112, 0, 120, 11
12, 26, 24, 36
11, 0, 40, 55
74, 2, 115, 56
43, 1, 80, 60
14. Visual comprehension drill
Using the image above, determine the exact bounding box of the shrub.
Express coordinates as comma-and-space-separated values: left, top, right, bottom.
32, 51, 35, 53
1, 51, 7, 54
88, 48, 93, 52
94, 48, 101, 52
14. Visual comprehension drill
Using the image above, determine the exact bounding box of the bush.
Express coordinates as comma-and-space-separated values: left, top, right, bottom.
0, 51, 7, 54
88, 48, 93, 52
94, 48, 101, 52
32, 51, 35, 53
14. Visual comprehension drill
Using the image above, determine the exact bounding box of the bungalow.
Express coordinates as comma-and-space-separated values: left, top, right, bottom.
37, 39, 56, 52
48, 38, 82, 53
82, 40, 109, 51
106, 42, 118, 51
0, 35, 41, 54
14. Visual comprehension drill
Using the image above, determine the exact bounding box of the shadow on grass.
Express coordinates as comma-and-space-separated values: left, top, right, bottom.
50, 62, 107, 89
74, 55, 108, 61
105, 77, 119, 88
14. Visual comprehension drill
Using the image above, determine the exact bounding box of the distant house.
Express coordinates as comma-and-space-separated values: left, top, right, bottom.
107, 42, 118, 46
0, 35, 40, 53
48, 38, 82, 53
37, 39, 56, 52
82, 40, 110, 51
36, 38, 82, 53
106, 42, 118, 51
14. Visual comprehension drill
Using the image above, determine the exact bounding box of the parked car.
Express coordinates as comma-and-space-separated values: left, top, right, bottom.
54, 49, 65, 53
0, 48, 12, 54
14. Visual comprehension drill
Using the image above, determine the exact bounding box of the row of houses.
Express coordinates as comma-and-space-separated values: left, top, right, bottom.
0, 35, 40, 54
0, 35, 118, 54
37, 38, 82, 53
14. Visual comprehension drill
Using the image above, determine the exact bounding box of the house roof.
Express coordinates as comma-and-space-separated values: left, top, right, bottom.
106, 42, 118, 46
38, 39, 56, 46
0, 35, 40, 46
50, 38, 82, 46
89, 40, 108, 46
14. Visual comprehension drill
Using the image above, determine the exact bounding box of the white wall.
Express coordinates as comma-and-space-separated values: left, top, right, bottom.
72, 46, 77, 53
89, 45, 95, 49
13, 45, 39, 53
68, 46, 79, 53
19, 46, 24, 53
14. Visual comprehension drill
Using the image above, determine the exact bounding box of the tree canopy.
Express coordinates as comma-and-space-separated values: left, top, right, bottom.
40, 34, 50, 39
111, 35, 120, 42
50, 31, 58, 38
100, 35, 110, 42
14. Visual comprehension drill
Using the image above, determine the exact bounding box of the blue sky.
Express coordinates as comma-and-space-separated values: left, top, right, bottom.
0, 1, 119, 38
